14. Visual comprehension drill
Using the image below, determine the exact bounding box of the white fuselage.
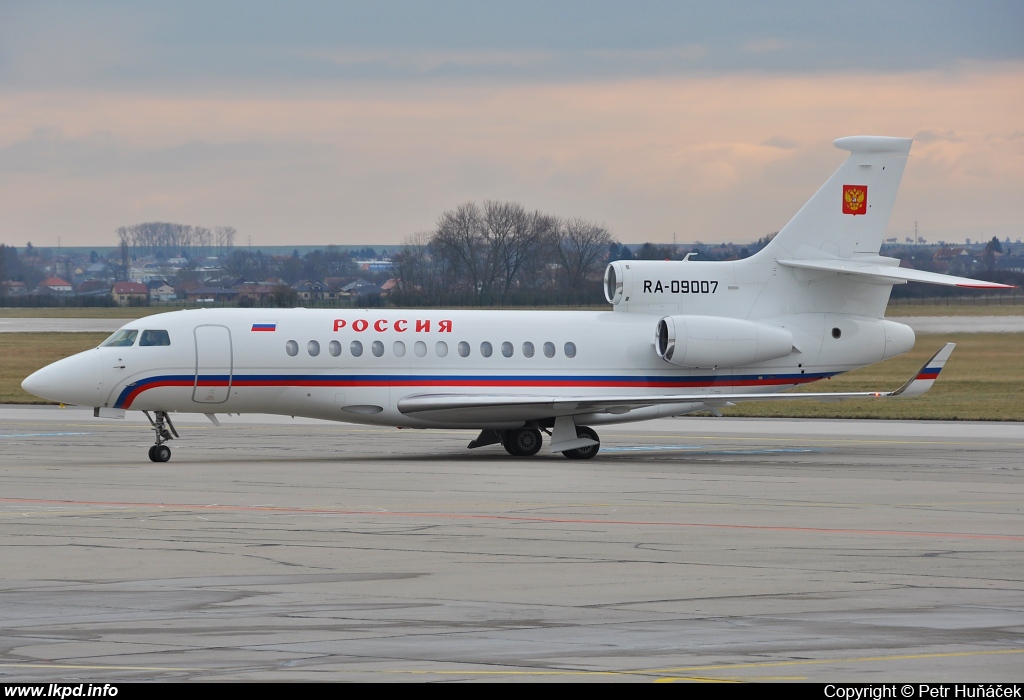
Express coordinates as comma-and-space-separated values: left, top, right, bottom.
27, 306, 913, 430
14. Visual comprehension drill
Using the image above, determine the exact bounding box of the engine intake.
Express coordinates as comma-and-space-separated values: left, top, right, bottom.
655, 315, 794, 368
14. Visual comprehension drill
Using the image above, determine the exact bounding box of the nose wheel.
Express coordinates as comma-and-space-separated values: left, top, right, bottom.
143, 410, 178, 462
148, 444, 172, 462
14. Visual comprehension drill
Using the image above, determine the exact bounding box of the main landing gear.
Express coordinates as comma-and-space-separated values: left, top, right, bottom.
503, 427, 544, 457
143, 410, 178, 463
467, 424, 601, 459
561, 426, 599, 460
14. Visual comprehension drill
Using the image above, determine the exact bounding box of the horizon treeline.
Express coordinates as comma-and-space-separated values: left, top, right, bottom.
391, 201, 616, 307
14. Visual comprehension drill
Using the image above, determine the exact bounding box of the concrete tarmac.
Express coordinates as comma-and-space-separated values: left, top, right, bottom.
1, 406, 1022, 682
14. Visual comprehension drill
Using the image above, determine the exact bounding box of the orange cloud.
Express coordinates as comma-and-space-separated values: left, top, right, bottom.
0, 62, 1021, 246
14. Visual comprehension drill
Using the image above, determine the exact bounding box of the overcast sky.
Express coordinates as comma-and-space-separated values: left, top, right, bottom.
1, 1, 1022, 248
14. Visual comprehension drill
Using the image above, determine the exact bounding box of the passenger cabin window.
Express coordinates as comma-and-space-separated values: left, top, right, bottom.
139, 330, 171, 346
101, 329, 138, 347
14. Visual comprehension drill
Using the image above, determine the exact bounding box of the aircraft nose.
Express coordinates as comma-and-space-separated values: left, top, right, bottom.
22, 350, 104, 406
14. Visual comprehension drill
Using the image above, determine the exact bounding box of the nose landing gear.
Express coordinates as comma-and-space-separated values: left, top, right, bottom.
143, 410, 178, 462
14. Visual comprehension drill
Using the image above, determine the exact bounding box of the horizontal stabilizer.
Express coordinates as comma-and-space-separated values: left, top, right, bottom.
397, 344, 956, 423
778, 258, 1014, 289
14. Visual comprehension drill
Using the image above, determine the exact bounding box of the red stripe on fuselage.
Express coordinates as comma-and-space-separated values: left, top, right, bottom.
118, 374, 823, 409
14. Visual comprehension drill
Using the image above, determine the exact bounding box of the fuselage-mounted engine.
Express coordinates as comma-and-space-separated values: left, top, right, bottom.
655, 315, 794, 369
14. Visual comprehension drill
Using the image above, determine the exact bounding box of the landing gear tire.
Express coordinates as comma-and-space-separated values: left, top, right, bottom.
503, 427, 543, 457
562, 426, 600, 460
149, 444, 171, 463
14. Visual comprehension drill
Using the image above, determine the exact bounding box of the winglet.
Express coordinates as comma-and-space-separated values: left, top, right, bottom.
890, 343, 956, 398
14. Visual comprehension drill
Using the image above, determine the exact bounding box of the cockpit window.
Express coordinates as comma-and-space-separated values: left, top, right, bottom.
101, 329, 138, 347
139, 330, 171, 346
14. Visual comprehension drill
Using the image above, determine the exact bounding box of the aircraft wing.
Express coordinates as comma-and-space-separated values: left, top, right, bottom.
397, 343, 956, 424
777, 259, 1014, 288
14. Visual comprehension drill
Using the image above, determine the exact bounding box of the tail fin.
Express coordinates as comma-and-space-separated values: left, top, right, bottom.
758, 136, 912, 261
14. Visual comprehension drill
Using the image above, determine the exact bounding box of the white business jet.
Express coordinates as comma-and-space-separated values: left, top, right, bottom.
22, 136, 1011, 462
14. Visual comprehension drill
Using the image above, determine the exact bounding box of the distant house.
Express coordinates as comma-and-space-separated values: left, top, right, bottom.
147, 280, 177, 303
237, 282, 277, 306
111, 282, 150, 306
292, 280, 333, 302
36, 276, 73, 295
76, 280, 111, 298
1, 280, 28, 297
341, 279, 383, 297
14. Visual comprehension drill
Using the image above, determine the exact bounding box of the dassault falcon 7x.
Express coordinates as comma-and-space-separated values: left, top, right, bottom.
22, 136, 1011, 462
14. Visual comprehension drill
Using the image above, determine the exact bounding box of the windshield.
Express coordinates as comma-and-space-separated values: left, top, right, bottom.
139, 330, 171, 346
100, 329, 138, 347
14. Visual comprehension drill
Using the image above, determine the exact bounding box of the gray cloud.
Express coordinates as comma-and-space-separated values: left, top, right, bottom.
1, 1, 1022, 91
914, 129, 966, 143
761, 136, 800, 150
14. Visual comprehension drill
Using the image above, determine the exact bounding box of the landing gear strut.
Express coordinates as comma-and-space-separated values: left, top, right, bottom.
144, 410, 178, 462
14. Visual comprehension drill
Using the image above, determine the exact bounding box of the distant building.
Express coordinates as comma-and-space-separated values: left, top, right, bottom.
1, 280, 28, 297
36, 276, 73, 295
293, 280, 334, 302
183, 286, 238, 304
147, 280, 177, 303
111, 281, 149, 306
76, 280, 111, 298
354, 260, 395, 272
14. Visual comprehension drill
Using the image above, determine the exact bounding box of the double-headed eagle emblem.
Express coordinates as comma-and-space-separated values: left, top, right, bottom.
843, 185, 867, 215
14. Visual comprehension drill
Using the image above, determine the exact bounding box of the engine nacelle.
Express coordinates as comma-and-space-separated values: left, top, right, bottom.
655, 315, 794, 368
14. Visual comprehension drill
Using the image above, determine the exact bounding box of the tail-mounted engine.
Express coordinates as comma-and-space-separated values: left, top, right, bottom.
604, 259, 745, 316
655, 315, 794, 369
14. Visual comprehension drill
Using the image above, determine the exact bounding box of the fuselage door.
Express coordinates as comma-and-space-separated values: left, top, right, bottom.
193, 325, 233, 403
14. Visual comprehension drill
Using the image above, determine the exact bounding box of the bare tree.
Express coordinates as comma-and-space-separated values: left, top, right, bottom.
555, 217, 613, 297
482, 201, 556, 303
432, 202, 487, 300
194, 226, 212, 254
215, 226, 237, 256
